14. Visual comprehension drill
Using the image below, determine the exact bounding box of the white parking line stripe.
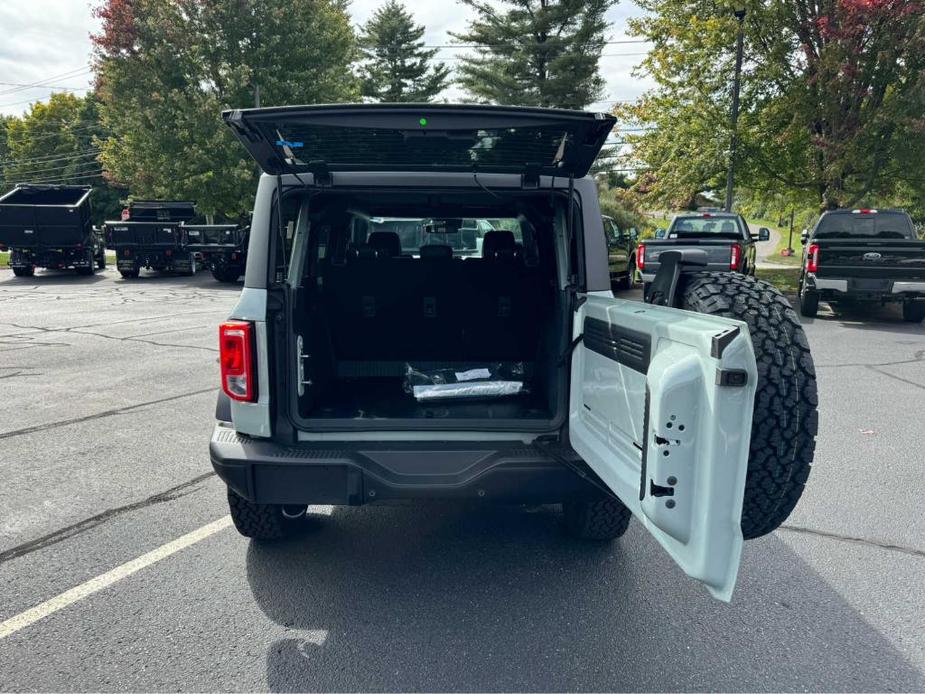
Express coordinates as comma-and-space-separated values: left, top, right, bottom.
0, 516, 232, 641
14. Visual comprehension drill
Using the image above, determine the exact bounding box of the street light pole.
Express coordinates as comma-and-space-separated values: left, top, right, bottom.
724, 5, 746, 213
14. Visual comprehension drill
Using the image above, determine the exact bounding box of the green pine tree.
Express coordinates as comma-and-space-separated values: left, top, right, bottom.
451, 0, 614, 110
358, 1, 450, 102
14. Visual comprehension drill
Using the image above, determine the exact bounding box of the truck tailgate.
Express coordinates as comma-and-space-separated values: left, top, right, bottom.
645, 240, 733, 267
814, 239, 925, 280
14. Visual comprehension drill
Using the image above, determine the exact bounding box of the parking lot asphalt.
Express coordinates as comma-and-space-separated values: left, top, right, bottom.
0, 266, 923, 692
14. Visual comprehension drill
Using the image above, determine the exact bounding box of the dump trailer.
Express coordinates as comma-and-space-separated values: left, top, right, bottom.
184, 222, 249, 283
0, 184, 104, 277
105, 200, 198, 278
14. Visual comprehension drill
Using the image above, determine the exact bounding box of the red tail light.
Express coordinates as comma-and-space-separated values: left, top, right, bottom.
807, 243, 820, 273
637, 243, 646, 271
220, 321, 256, 402
730, 244, 741, 270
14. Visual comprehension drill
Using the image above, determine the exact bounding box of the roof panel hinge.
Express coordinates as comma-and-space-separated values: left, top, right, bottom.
521, 163, 540, 189
307, 160, 332, 187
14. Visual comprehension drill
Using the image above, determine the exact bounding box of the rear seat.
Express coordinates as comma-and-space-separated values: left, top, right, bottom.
322, 230, 546, 368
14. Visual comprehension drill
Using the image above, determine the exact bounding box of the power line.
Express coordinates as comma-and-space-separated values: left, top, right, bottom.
0, 82, 86, 92
422, 39, 649, 48
4, 168, 105, 186
5, 155, 104, 178
0, 147, 101, 167
0, 67, 93, 97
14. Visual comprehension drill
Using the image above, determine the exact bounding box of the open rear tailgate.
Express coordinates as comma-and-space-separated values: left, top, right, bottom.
222, 103, 615, 179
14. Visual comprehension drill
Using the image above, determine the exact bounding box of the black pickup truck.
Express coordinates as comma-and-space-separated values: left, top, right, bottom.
637, 212, 769, 293
0, 184, 105, 277
105, 200, 198, 278
184, 220, 249, 283
798, 209, 925, 322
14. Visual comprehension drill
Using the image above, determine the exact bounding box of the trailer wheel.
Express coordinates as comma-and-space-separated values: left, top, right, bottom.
12, 266, 34, 278
680, 272, 818, 539
119, 267, 140, 279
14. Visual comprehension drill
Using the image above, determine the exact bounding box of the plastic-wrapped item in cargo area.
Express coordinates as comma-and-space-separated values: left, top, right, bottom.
404, 363, 527, 402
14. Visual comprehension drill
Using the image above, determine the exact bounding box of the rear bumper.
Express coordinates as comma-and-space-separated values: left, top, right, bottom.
113, 247, 192, 271
806, 274, 925, 300
209, 423, 598, 505
10, 247, 92, 269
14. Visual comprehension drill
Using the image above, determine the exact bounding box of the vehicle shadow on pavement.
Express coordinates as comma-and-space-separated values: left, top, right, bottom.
0, 269, 108, 286
246, 504, 923, 692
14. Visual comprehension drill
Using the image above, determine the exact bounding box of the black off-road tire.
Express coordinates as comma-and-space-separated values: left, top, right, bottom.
97, 252, 107, 270
12, 265, 34, 277
902, 302, 925, 323
227, 488, 299, 540
798, 281, 819, 317
617, 256, 637, 291
562, 497, 633, 541
212, 265, 241, 283
680, 272, 818, 539
119, 267, 140, 279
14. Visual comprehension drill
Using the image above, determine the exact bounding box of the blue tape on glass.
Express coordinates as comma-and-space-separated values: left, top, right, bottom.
275, 139, 304, 148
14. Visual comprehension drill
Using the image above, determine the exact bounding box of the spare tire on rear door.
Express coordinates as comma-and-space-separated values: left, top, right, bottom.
679, 272, 818, 539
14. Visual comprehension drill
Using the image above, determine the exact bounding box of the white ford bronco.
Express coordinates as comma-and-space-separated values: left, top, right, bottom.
211, 104, 817, 600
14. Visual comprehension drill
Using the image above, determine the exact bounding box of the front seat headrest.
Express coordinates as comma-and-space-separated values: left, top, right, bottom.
419, 244, 453, 260
482, 230, 516, 258
367, 231, 402, 258
720, 221, 736, 233
482, 230, 522, 261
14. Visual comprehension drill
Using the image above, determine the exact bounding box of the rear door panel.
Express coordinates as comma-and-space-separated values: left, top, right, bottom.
570, 294, 757, 601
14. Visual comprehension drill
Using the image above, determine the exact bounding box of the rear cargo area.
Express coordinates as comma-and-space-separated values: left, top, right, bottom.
288, 190, 569, 429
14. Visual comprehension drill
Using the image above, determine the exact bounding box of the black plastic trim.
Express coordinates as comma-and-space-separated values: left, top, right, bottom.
711, 326, 740, 359
583, 317, 651, 374
210, 425, 601, 505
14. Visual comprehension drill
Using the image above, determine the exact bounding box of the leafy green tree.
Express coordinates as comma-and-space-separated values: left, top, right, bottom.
358, 1, 449, 102
0, 93, 122, 222
92, 0, 359, 220
0, 115, 16, 190
618, 0, 925, 211
451, 0, 614, 109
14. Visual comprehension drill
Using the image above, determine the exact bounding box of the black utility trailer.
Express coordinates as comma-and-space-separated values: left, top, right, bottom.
105, 200, 198, 278
0, 184, 104, 277
184, 222, 249, 283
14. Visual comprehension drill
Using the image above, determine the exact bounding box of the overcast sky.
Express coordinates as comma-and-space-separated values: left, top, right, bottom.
0, 0, 654, 117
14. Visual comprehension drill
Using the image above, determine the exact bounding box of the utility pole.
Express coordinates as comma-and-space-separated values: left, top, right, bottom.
724, 5, 746, 212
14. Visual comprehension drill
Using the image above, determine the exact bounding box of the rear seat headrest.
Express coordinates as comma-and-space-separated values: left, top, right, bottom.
419, 244, 453, 260
367, 231, 402, 258
482, 230, 521, 261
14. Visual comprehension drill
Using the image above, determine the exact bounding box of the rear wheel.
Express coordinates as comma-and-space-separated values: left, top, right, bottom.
76, 249, 95, 275
97, 252, 107, 270
227, 488, 302, 540
902, 301, 925, 323
12, 265, 34, 277
680, 272, 818, 539
211, 265, 241, 283
798, 280, 819, 318
617, 256, 637, 290
562, 497, 632, 540
119, 266, 140, 279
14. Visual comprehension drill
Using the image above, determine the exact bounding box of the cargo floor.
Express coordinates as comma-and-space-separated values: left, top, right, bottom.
310, 378, 552, 420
